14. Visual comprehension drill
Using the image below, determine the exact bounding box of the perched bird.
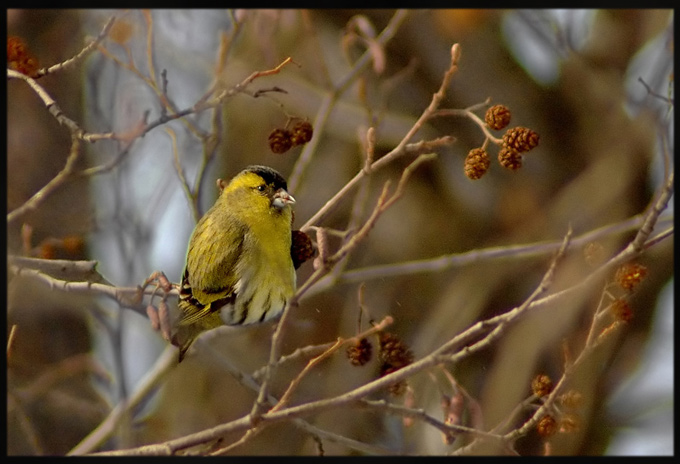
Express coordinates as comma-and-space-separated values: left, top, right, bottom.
171, 165, 297, 362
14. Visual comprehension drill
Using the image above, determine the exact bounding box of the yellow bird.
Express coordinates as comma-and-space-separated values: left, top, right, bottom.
171, 165, 296, 362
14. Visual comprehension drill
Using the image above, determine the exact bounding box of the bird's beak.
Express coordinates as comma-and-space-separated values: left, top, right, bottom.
273, 188, 295, 209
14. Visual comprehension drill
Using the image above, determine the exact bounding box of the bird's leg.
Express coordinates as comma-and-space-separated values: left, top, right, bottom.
138, 270, 175, 341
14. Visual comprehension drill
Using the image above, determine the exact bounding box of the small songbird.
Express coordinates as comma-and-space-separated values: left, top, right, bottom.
171, 165, 297, 362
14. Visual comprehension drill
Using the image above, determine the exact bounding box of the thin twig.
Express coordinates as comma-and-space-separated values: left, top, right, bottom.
33, 16, 116, 78
288, 9, 409, 192
300, 42, 461, 230
304, 212, 673, 298
7, 135, 81, 224
270, 316, 393, 413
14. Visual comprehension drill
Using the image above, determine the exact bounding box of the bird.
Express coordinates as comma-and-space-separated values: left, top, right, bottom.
171, 165, 297, 362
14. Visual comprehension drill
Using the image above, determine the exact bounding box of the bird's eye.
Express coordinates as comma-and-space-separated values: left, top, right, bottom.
256, 185, 266, 192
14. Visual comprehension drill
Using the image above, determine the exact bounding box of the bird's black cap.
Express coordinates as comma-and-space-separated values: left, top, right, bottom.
244, 165, 288, 191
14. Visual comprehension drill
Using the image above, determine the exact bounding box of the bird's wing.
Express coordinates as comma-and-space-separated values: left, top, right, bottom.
177, 267, 235, 326
176, 214, 246, 326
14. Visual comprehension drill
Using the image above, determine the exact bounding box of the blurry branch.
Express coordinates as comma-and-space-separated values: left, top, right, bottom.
165, 127, 199, 222
323, 153, 438, 271
436, 227, 573, 367
8, 255, 112, 284
638, 76, 674, 106
95, 12, 203, 138
288, 9, 409, 192
358, 399, 500, 443
491, 166, 673, 324
11, 353, 111, 404
324, 126, 376, 282
305, 211, 673, 297
630, 169, 674, 253
6, 325, 19, 358
69, 346, 177, 455
193, 56, 299, 111
7, 135, 88, 225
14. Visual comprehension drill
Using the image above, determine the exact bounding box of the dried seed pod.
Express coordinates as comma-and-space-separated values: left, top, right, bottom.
485, 104, 511, 130
537, 414, 558, 437
40, 242, 56, 259
502, 126, 539, 152
464, 148, 491, 180
379, 332, 414, 369
291, 229, 314, 269
7, 36, 39, 77
498, 146, 522, 170
559, 413, 581, 434
531, 374, 553, 398
346, 337, 373, 366
62, 235, 84, 255
378, 331, 414, 396
610, 298, 633, 322
268, 128, 293, 154
388, 378, 409, 396
584, 242, 606, 268
614, 262, 648, 291
558, 390, 583, 410
290, 120, 314, 146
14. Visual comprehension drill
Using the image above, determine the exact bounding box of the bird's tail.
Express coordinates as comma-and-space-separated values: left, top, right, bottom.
170, 310, 223, 362
171, 325, 199, 362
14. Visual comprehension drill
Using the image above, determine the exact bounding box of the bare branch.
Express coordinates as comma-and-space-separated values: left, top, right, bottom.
33, 16, 116, 78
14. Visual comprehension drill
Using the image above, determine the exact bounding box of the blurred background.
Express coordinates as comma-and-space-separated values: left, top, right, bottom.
7, 9, 673, 455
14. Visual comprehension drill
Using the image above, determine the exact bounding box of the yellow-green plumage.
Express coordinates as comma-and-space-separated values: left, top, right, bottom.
171, 166, 296, 362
